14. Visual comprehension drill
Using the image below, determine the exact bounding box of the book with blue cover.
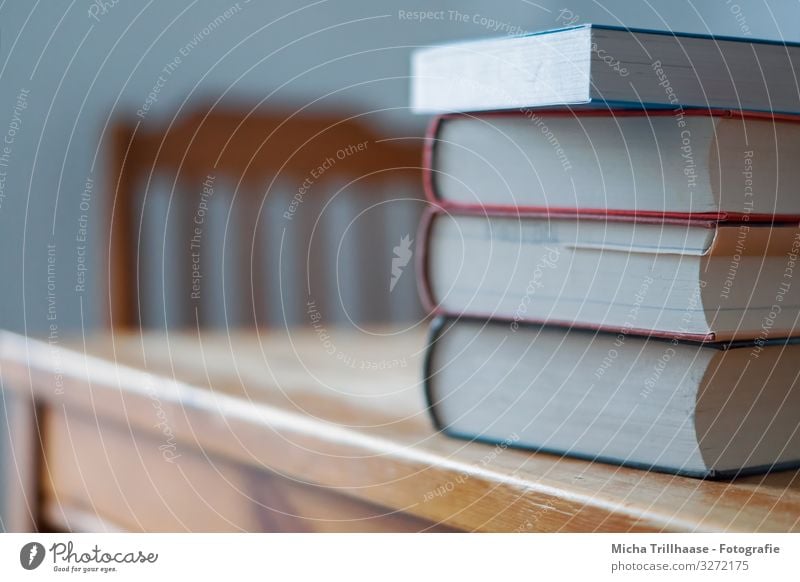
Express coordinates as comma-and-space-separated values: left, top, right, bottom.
424, 317, 800, 478
411, 24, 800, 114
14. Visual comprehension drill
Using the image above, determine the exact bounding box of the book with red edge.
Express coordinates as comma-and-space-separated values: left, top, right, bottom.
416, 207, 800, 342
423, 108, 800, 222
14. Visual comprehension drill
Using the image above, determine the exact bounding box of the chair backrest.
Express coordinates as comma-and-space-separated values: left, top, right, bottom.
107, 103, 425, 330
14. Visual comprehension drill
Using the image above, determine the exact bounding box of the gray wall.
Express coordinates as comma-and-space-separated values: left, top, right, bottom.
2, 0, 798, 335
1, 0, 798, 528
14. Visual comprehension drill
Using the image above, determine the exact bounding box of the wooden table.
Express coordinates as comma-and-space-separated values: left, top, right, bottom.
1, 327, 799, 532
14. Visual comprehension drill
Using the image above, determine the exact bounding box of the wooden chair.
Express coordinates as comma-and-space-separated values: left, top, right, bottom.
107, 103, 425, 330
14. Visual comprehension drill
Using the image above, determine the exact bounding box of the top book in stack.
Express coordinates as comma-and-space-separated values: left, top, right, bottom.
411, 24, 800, 114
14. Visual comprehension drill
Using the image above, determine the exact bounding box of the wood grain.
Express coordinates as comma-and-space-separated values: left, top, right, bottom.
42, 407, 450, 532
2, 328, 800, 532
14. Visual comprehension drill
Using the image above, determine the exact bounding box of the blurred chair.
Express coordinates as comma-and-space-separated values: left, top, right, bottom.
107, 103, 425, 330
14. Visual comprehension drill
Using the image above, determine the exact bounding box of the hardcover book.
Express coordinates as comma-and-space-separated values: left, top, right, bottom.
424, 109, 800, 219
412, 24, 800, 114
418, 210, 800, 341
424, 317, 800, 478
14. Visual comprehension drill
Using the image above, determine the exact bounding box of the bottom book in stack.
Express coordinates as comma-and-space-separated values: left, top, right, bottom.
424, 317, 800, 478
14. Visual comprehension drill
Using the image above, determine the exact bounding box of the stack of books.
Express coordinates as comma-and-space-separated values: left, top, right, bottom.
411, 24, 800, 478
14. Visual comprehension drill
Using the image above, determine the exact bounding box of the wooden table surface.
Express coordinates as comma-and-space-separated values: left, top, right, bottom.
2, 327, 799, 532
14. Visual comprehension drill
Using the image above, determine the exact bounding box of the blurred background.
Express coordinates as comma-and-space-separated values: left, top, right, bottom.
1, 0, 799, 528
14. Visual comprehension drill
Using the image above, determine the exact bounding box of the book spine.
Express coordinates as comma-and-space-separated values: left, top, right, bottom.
415, 207, 437, 314
422, 116, 444, 206
422, 316, 449, 432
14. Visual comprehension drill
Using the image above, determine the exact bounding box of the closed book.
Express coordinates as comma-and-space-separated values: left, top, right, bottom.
417, 209, 800, 341
412, 24, 800, 114
424, 317, 800, 478
424, 109, 800, 220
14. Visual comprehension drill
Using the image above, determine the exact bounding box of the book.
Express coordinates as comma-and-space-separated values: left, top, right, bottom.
425, 109, 800, 219
411, 24, 800, 114
425, 317, 800, 478
419, 210, 800, 341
